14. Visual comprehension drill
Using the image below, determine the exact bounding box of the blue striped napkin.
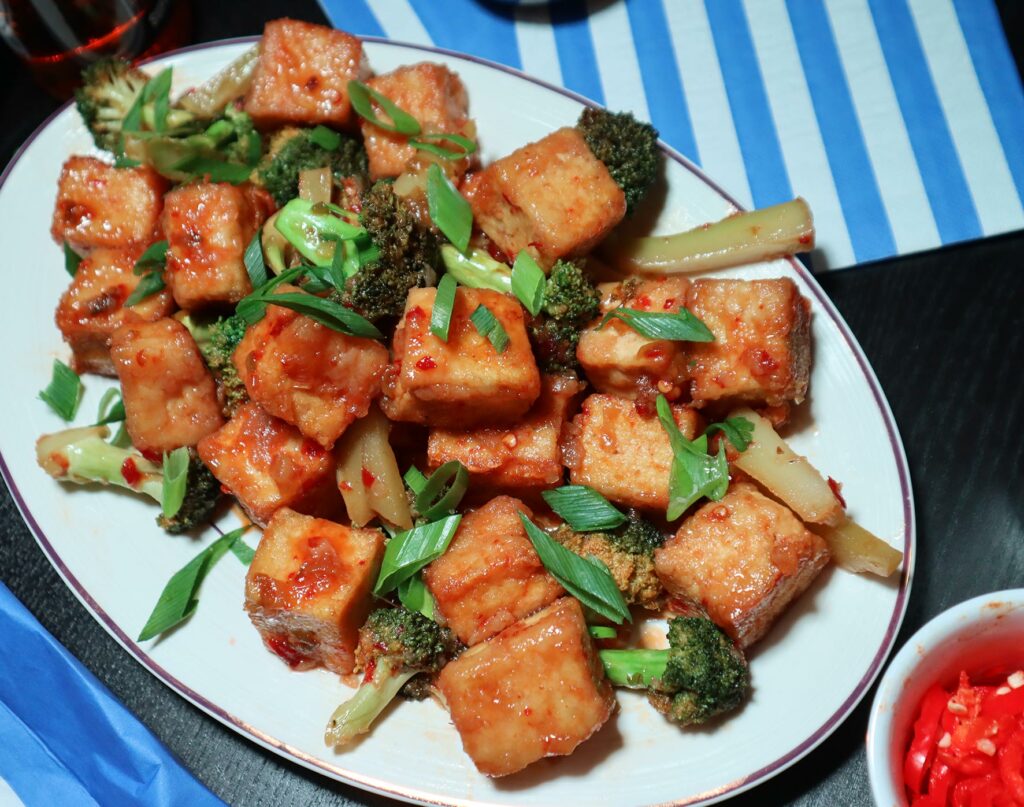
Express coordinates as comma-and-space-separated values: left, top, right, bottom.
0, 584, 223, 807
318, 0, 1024, 271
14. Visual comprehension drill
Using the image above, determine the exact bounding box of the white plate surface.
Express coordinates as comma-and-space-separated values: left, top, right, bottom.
0, 37, 915, 807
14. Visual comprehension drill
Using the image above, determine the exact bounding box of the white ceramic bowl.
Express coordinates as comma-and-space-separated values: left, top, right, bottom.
866, 589, 1024, 806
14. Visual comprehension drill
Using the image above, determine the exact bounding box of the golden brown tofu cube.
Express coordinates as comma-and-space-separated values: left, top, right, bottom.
427, 375, 581, 493
577, 277, 692, 398
197, 402, 342, 526
462, 127, 626, 269
162, 182, 269, 310
244, 19, 367, 130
423, 496, 563, 646
55, 246, 175, 376
232, 287, 388, 449
563, 393, 699, 512
381, 287, 541, 428
109, 318, 223, 453
244, 508, 384, 674
655, 482, 830, 648
362, 63, 472, 180
686, 278, 811, 410
51, 157, 166, 251
437, 597, 614, 777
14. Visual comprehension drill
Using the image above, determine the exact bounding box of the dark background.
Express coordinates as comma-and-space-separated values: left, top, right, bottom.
2, 1, 1022, 805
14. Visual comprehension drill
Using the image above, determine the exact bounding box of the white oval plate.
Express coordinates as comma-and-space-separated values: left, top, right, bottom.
0, 37, 915, 807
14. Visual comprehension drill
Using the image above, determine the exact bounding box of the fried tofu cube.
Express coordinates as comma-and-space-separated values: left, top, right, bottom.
655, 482, 830, 648
462, 127, 626, 269
197, 402, 342, 526
232, 287, 389, 449
55, 246, 175, 376
381, 287, 541, 428
563, 393, 699, 512
427, 375, 581, 493
244, 508, 384, 674
686, 278, 811, 410
109, 318, 223, 453
437, 597, 614, 777
244, 19, 367, 130
51, 157, 166, 251
423, 496, 563, 646
162, 182, 269, 310
577, 277, 692, 398
362, 63, 472, 180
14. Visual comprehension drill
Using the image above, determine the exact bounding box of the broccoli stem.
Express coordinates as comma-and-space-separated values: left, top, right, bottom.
599, 649, 669, 689
274, 198, 367, 267
604, 198, 814, 275
439, 245, 512, 293
324, 658, 417, 748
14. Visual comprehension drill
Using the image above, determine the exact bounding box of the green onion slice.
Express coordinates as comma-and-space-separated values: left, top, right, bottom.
145, 67, 173, 133
518, 512, 631, 625
134, 240, 168, 272
251, 292, 383, 340
347, 80, 421, 135
94, 388, 125, 426
161, 447, 190, 519
171, 156, 253, 185
656, 395, 731, 521
309, 125, 342, 150
703, 417, 754, 453
39, 359, 83, 421
63, 241, 82, 277
229, 537, 255, 565
125, 270, 166, 307
397, 572, 436, 620
243, 231, 268, 288
511, 251, 546, 316
542, 485, 627, 532
426, 164, 472, 254
599, 307, 714, 343
430, 274, 458, 342
404, 465, 428, 495
469, 304, 509, 353
374, 514, 462, 595
410, 132, 477, 160
589, 625, 617, 639
415, 461, 469, 521
126, 240, 168, 307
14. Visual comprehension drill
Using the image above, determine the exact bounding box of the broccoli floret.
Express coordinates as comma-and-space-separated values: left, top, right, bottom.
338, 181, 442, 322
324, 607, 459, 747
600, 616, 749, 726
35, 426, 221, 534
528, 259, 601, 373
577, 107, 659, 214
179, 313, 249, 418
258, 127, 368, 205
552, 512, 666, 609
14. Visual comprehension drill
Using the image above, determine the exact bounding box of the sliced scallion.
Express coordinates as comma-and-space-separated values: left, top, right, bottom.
469, 304, 509, 353
430, 274, 458, 342
414, 461, 469, 521
347, 80, 421, 135
511, 251, 546, 316
426, 164, 472, 254
161, 447, 190, 519
541, 485, 627, 532
373, 514, 462, 595
599, 307, 714, 343
39, 360, 83, 421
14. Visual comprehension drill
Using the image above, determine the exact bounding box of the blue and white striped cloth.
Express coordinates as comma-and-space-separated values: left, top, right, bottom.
317, 0, 1024, 271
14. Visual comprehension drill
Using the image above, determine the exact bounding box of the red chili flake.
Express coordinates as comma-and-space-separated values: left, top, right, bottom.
304, 75, 320, 91
828, 477, 847, 509
416, 356, 437, 370
120, 457, 141, 487
300, 439, 322, 458
266, 635, 307, 669
406, 306, 426, 323
798, 234, 813, 245
339, 481, 352, 491
361, 467, 376, 488
50, 453, 69, 473
363, 656, 378, 683
635, 294, 652, 310
663, 298, 676, 310
485, 239, 510, 264
220, 484, 232, 495
139, 447, 162, 464
135, 350, 147, 367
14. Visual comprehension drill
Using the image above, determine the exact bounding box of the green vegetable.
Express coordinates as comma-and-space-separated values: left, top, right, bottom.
137, 527, 249, 641
243, 232, 268, 289
274, 198, 367, 267
430, 274, 457, 342
403, 465, 429, 496
409, 132, 477, 160
39, 360, 83, 421
397, 573, 436, 621
229, 536, 255, 565
161, 447, 190, 520
589, 625, 617, 639
347, 80, 421, 135
656, 394, 730, 520
414, 461, 469, 521
440, 245, 512, 293
63, 242, 82, 277
426, 164, 472, 253
257, 126, 368, 205
599, 616, 749, 726
469, 304, 509, 353
93, 388, 125, 426
179, 313, 250, 418
125, 240, 168, 307
324, 607, 459, 747
576, 107, 659, 214
247, 291, 383, 339
703, 417, 755, 453
374, 514, 462, 595
518, 511, 631, 624
527, 259, 601, 373
542, 485, 627, 532
599, 307, 714, 342
511, 251, 546, 316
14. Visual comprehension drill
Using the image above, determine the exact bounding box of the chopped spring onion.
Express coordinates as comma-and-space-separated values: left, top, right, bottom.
599, 307, 714, 343
518, 512, 631, 625
94, 388, 125, 426
426, 164, 472, 254
404, 465, 428, 495
656, 395, 730, 521
703, 417, 754, 453
243, 232, 268, 289
541, 485, 627, 532
511, 251, 546, 316
469, 304, 509, 353
430, 274, 458, 342
248, 291, 383, 340
347, 80, 421, 135
160, 447, 190, 520
309, 125, 342, 150
410, 132, 477, 160
589, 625, 618, 639
170, 155, 253, 184
397, 572, 436, 620
229, 536, 255, 565
373, 514, 462, 595
414, 461, 469, 521
63, 242, 81, 277
145, 67, 173, 133
125, 240, 168, 307
38, 359, 83, 421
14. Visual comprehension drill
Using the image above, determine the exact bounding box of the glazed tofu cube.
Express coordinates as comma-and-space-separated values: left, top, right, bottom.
362, 63, 472, 180
563, 393, 699, 512
197, 402, 342, 526
244, 508, 384, 674
577, 277, 692, 398
381, 287, 541, 428
232, 286, 389, 448
686, 278, 811, 410
427, 375, 581, 493
244, 19, 367, 130
109, 318, 223, 453
51, 157, 166, 251
462, 127, 625, 269
655, 482, 830, 648
55, 246, 175, 376
437, 597, 614, 777
423, 496, 563, 646
162, 182, 268, 309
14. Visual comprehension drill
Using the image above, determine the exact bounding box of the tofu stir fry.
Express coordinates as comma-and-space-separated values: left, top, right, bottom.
36, 18, 904, 778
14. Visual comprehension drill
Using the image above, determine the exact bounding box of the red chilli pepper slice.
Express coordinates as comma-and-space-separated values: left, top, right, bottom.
983, 687, 1024, 719
907, 685, 954, 794
998, 730, 1024, 805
